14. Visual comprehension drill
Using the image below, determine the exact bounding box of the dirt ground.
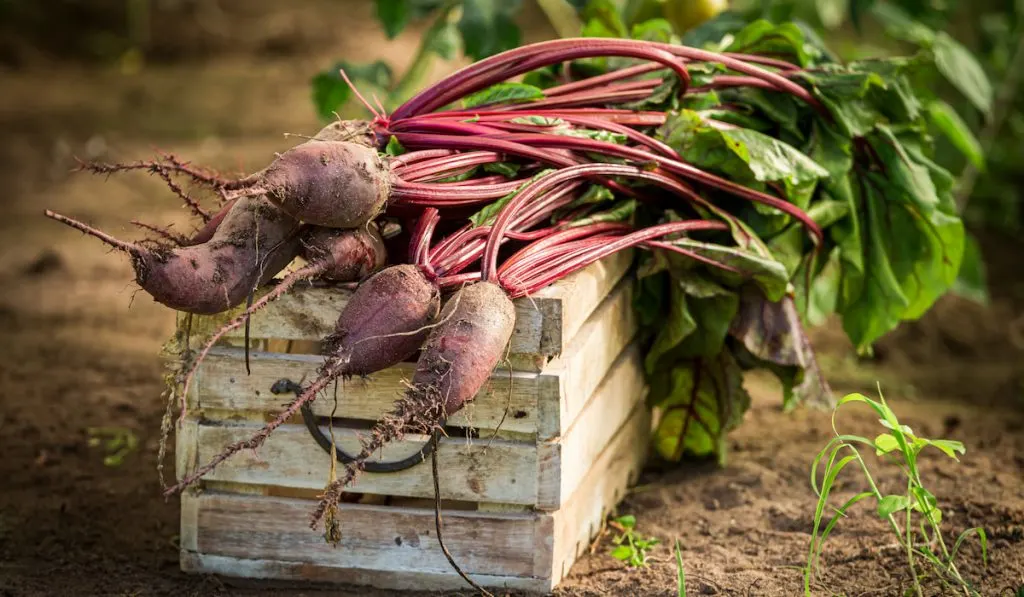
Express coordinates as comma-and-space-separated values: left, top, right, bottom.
0, 2, 1022, 596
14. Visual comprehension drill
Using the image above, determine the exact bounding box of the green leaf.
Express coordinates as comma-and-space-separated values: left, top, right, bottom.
923, 438, 965, 460
376, 0, 410, 39
384, 135, 406, 156
644, 280, 698, 374
467, 168, 554, 226
510, 115, 566, 127
610, 545, 634, 560
927, 100, 985, 170
877, 494, 911, 518
658, 110, 829, 209
839, 129, 965, 351
663, 238, 790, 301
869, 1, 935, 44
567, 199, 637, 227
729, 289, 833, 409
675, 539, 687, 597
652, 351, 750, 463
910, 486, 940, 524
724, 20, 821, 67
951, 233, 989, 305
581, 0, 628, 38
482, 161, 520, 178
426, 21, 461, 60
615, 514, 637, 529
462, 82, 545, 108
933, 32, 993, 115
568, 184, 615, 208
310, 60, 393, 120
680, 11, 750, 49
458, 0, 522, 60
631, 18, 676, 43
873, 433, 899, 454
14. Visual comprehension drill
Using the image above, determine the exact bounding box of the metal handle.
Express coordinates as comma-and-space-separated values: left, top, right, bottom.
270, 378, 438, 473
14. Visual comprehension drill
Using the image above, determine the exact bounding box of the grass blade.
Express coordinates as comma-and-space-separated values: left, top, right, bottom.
675, 539, 687, 597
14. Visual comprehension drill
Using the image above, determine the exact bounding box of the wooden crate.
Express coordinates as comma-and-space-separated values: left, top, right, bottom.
174, 252, 650, 593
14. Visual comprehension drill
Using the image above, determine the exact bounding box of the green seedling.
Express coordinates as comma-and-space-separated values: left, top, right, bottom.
675, 539, 688, 597
608, 514, 659, 568
87, 426, 139, 467
804, 389, 988, 596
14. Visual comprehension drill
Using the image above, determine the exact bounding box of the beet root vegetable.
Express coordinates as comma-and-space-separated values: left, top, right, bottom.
164, 264, 441, 496
45, 194, 302, 314
309, 280, 516, 528
301, 224, 386, 282
228, 140, 392, 229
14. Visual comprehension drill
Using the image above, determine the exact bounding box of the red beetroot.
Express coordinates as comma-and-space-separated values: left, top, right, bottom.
301, 224, 386, 282
230, 141, 392, 229
46, 194, 302, 315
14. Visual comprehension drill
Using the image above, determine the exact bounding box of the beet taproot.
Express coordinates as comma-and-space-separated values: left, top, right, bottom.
301, 224, 386, 282
46, 194, 302, 314
231, 140, 392, 229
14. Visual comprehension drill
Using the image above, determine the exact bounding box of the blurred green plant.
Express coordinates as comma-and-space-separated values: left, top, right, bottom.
87, 426, 139, 467
805, 389, 988, 596
607, 514, 660, 567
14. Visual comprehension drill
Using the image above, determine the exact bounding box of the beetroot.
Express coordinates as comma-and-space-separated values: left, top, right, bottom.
46, 194, 302, 315
231, 141, 392, 229
323, 264, 440, 375
410, 281, 516, 416
301, 224, 386, 282
184, 198, 237, 246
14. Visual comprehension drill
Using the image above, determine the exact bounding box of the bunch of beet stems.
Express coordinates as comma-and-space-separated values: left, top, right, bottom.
163, 37, 827, 423
45, 38, 823, 317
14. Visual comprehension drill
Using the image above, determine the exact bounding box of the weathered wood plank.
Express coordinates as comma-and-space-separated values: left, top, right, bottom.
536, 344, 646, 510
550, 401, 650, 585
189, 422, 537, 503
180, 552, 552, 593
189, 347, 555, 435
180, 251, 632, 358
536, 277, 638, 439
184, 494, 546, 578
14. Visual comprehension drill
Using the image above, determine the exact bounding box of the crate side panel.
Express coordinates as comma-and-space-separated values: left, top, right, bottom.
190, 424, 537, 504
185, 494, 544, 578
532, 249, 633, 355
536, 344, 645, 510
190, 348, 542, 434
180, 552, 553, 593
550, 401, 650, 585
536, 277, 638, 440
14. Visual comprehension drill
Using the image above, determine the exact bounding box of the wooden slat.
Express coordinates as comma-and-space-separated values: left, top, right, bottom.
180, 250, 632, 358
550, 400, 650, 585
536, 344, 646, 510
190, 424, 537, 504
189, 348, 554, 435
536, 277, 638, 439
183, 494, 546, 579
181, 551, 552, 593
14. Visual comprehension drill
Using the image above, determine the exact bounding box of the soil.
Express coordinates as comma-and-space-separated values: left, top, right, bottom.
0, 3, 1022, 596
